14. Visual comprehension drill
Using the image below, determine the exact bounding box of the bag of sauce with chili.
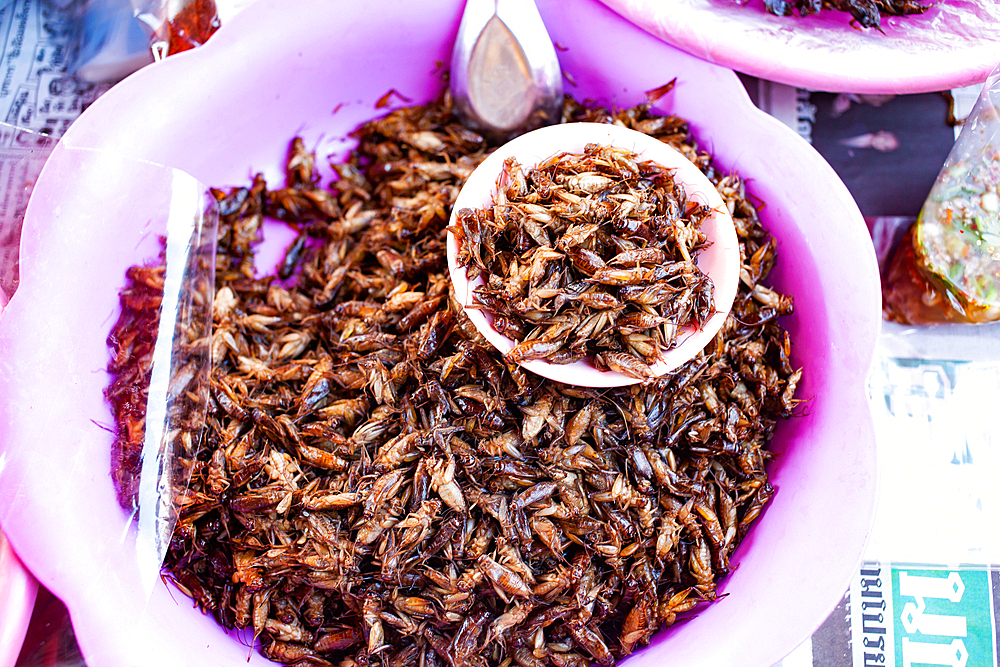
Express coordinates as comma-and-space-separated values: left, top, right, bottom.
884, 64, 1000, 325
133, 0, 220, 58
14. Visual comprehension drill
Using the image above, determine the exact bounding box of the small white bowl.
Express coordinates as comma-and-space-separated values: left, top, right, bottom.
446, 122, 740, 387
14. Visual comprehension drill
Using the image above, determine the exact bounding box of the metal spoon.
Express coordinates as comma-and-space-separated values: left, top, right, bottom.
450, 0, 563, 143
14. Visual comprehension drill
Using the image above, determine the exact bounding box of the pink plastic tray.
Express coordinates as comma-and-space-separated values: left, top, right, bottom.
599, 0, 1000, 94
0, 0, 880, 666
447, 122, 740, 387
0, 530, 38, 667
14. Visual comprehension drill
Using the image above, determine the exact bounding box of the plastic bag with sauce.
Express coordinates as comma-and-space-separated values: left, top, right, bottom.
132, 0, 220, 59
71, 0, 220, 84
884, 62, 1000, 324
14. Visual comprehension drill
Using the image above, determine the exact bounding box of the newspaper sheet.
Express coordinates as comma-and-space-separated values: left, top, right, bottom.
0, 0, 109, 308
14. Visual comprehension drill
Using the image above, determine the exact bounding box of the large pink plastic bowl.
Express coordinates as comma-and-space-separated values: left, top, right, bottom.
0, 1, 880, 666
599, 0, 1000, 94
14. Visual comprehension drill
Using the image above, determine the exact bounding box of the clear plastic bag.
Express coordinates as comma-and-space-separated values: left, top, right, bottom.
883, 62, 1000, 324
0, 143, 218, 611
72, 0, 219, 82
72, 0, 157, 83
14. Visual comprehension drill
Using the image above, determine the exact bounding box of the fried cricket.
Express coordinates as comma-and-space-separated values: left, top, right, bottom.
762, 0, 930, 29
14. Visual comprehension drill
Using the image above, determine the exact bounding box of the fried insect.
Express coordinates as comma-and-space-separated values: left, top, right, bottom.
108, 87, 802, 667
761, 0, 930, 29
106, 263, 165, 508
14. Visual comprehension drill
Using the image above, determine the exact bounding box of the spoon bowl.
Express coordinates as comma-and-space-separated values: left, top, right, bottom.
449, 0, 563, 142
447, 122, 740, 387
